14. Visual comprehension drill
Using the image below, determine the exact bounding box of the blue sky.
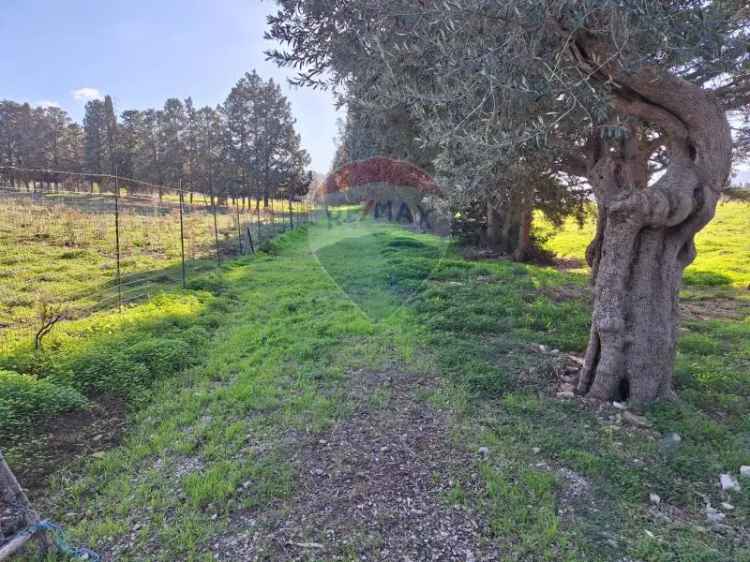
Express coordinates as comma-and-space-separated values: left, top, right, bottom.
0, 0, 340, 172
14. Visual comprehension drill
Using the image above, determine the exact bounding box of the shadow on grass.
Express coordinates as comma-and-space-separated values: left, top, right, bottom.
0, 256, 244, 422
683, 269, 734, 287
315, 227, 592, 397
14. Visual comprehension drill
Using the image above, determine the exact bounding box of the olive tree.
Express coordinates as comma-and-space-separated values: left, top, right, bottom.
268, 0, 750, 406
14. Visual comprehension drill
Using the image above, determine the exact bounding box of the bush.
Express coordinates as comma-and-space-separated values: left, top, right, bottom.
186, 272, 228, 294
0, 293, 217, 438
52, 335, 200, 395
63, 350, 151, 394
128, 338, 194, 376
0, 369, 88, 434
386, 238, 430, 250
257, 239, 280, 255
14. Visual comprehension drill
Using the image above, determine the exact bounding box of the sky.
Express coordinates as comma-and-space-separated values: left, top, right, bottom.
0, 0, 340, 173
1, 1, 748, 184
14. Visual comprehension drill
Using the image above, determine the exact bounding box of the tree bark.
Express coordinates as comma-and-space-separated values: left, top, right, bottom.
485, 200, 503, 249
484, 185, 535, 261
512, 207, 532, 262
574, 66, 733, 407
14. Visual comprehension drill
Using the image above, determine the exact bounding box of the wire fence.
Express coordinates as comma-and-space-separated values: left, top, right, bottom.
0, 166, 318, 350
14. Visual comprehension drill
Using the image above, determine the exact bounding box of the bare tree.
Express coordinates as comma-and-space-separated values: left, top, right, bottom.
34, 300, 65, 351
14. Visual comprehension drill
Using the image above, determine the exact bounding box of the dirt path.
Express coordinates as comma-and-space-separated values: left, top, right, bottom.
214, 370, 500, 561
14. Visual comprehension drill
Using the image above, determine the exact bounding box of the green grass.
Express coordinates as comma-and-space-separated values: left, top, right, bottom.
313, 222, 750, 561
538, 200, 750, 288
0, 290, 225, 482
0, 369, 88, 433
3, 211, 749, 561
0, 191, 303, 342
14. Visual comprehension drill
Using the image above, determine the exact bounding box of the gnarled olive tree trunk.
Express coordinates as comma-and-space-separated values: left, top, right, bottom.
574, 69, 733, 407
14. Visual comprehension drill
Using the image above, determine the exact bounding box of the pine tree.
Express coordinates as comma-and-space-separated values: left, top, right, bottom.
224, 71, 264, 201
158, 99, 186, 188
103, 95, 118, 176
1, 69, 310, 204
83, 99, 106, 190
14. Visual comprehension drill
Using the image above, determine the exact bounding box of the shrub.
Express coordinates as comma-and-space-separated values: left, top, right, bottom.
53, 336, 200, 395
64, 350, 151, 394
0, 292, 216, 437
186, 273, 228, 294
0, 369, 88, 434
128, 338, 195, 376
257, 239, 280, 255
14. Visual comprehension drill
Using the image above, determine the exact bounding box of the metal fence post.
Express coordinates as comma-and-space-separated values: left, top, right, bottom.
212, 191, 221, 266
255, 190, 261, 246
288, 193, 294, 229
235, 200, 243, 255
246, 226, 255, 254
178, 180, 187, 288
114, 172, 122, 312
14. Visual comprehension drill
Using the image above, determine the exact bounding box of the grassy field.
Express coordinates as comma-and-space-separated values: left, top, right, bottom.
0, 191, 307, 349
537, 200, 750, 288
1, 206, 747, 561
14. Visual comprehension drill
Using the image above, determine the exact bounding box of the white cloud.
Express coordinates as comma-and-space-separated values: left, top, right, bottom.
35, 100, 61, 108
72, 87, 104, 102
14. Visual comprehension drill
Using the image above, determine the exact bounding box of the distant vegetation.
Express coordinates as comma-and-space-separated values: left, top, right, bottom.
0, 69, 311, 204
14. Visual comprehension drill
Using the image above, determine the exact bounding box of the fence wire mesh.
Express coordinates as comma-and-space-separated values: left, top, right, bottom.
0, 166, 316, 351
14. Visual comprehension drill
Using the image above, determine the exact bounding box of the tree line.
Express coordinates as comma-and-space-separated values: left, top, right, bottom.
0, 70, 311, 205
266, 0, 749, 406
